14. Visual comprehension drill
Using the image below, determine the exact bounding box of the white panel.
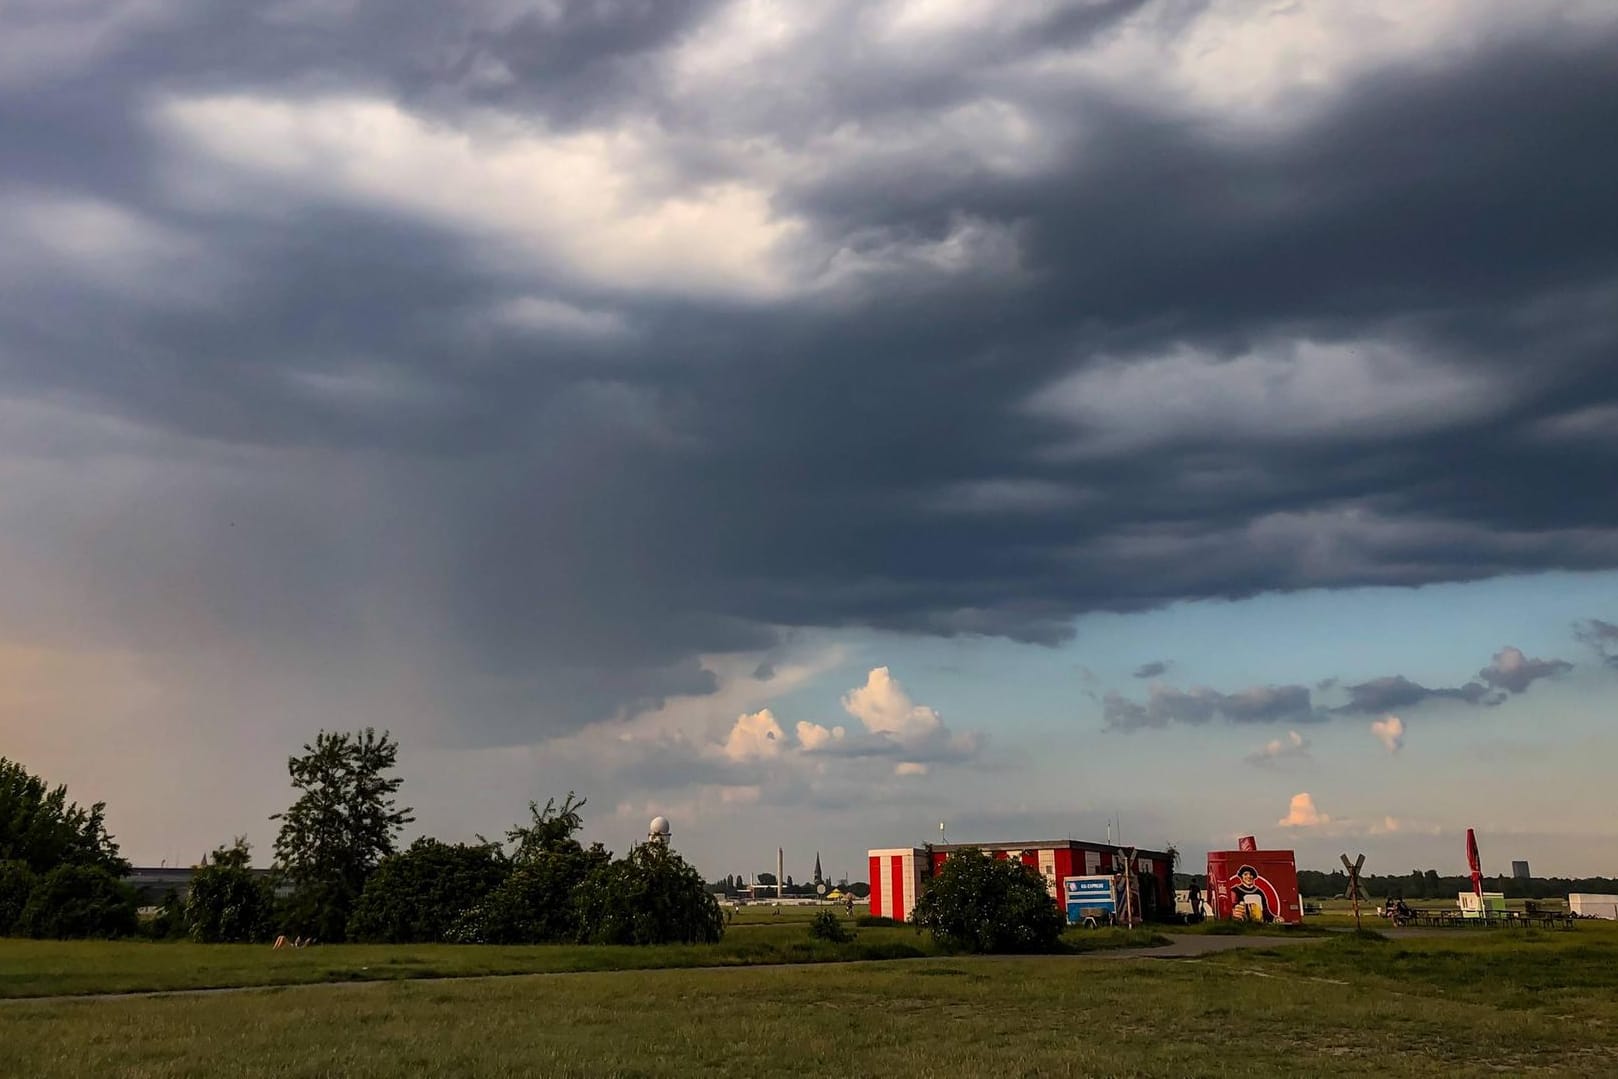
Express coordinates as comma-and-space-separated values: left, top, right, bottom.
1039, 849, 1058, 897
1085, 850, 1100, 875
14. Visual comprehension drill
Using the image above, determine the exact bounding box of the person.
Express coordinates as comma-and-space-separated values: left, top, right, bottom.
1230, 865, 1275, 922
1187, 880, 1203, 921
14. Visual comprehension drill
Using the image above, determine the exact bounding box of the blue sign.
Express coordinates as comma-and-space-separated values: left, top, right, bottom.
1064, 875, 1117, 923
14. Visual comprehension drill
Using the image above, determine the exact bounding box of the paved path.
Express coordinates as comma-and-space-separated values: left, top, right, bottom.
1096, 933, 1324, 959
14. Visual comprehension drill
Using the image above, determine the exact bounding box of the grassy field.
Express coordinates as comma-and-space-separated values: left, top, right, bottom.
5, 925, 1618, 1077
0, 917, 1164, 999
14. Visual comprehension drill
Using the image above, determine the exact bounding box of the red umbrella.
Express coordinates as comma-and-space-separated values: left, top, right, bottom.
1465, 828, 1483, 899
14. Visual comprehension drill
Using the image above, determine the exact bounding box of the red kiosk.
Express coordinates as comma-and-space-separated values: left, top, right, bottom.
1206, 835, 1303, 925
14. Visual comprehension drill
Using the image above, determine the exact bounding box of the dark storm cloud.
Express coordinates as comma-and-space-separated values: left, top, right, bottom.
1575, 619, 1618, 669
1109, 642, 1577, 731
1334, 645, 1573, 715
1476, 646, 1573, 695
1103, 683, 1319, 731
1334, 676, 1500, 716
5, 2, 1618, 743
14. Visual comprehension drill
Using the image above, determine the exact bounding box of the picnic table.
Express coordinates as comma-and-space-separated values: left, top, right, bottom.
1399, 908, 1574, 930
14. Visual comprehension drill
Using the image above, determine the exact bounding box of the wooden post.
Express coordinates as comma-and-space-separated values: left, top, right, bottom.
1341, 853, 1366, 931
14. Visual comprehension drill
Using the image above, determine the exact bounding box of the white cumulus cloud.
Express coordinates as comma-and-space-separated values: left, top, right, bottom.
1245, 729, 1309, 767
1278, 792, 1329, 829
722, 708, 785, 762
1372, 714, 1405, 754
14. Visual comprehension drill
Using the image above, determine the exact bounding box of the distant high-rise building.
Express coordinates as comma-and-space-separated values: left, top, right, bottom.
1512, 860, 1531, 879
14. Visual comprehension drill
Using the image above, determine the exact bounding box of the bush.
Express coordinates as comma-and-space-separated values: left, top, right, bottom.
808, 909, 853, 943
575, 843, 724, 946
144, 891, 189, 940
855, 914, 900, 928
911, 847, 1066, 954
347, 838, 508, 943
186, 865, 278, 943
0, 860, 36, 935
451, 840, 610, 945
15, 864, 138, 939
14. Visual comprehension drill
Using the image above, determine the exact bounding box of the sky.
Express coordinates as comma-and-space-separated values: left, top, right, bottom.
3, 0, 1617, 883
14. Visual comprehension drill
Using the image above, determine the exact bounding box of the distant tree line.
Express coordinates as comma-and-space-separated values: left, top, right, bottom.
705, 872, 870, 899
0, 733, 722, 946
1175, 868, 1618, 900
1296, 869, 1618, 901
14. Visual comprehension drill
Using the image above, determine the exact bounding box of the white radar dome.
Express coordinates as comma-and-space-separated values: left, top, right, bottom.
649, 816, 671, 837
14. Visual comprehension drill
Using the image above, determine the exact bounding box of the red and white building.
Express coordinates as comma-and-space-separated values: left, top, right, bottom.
868, 840, 1175, 923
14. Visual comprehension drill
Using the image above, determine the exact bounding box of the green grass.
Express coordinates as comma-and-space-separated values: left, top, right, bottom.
1204, 920, 1618, 1015
0, 920, 1160, 999
7, 936, 1618, 1077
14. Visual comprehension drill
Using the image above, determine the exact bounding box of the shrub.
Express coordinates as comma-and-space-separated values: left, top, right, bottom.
911, 847, 1065, 954
186, 865, 278, 943
347, 838, 508, 943
0, 860, 36, 935
15, 864, 138, 939
144, 891, 189, 940
855, 914, 900, 928
453, 843, 608, 944
808, 909, 853, 943
575, 843, 724, 946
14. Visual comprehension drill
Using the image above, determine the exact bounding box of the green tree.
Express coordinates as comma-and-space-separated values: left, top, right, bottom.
271, 728, 414, 942
15, 864, 138, 939
348, 837, 508, 943
450, 795, 607, 944
575, 842, 724, 946
911, 847, 1065, 954
186, 839, 277, 943
0, 758, 127, 875
0, 859, 37, 935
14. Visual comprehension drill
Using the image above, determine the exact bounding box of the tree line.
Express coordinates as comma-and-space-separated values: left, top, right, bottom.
1173, 867, 1618, 900
1294, 868, 1618, 901
0, 731, 722, 945
705, 873, 871, 899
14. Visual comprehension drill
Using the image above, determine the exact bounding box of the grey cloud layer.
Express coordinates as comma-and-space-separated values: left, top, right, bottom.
4, 2, 1618, 742
1106, 644, 1578, 731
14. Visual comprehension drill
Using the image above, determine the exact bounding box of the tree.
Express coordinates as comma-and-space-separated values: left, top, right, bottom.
575, 842, 724, 946
183, 841, 275, 938
506, 793, 586, 864
15, 864, 137, 939
756, 872, 777, 886
849, 881, 871, 899
185, 839, 277, 944
911, 848, 1066, 954
460, 846, 610, 944
271, 728, 414, 942
0, 860, 36, 935
447, 794, 606, 944
348, 838, 508, 943
0, 758, 127, 875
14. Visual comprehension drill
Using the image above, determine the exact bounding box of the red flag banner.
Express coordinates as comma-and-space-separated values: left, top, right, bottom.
1465, 828, 1483, 898
1237, 835, 1257, 852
